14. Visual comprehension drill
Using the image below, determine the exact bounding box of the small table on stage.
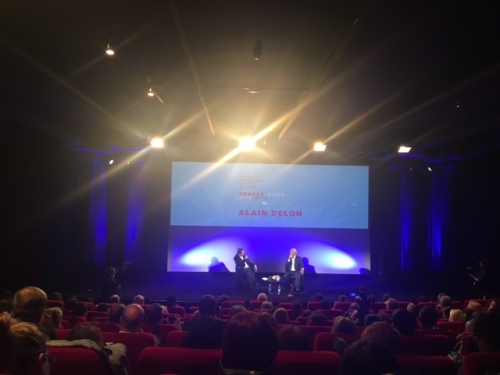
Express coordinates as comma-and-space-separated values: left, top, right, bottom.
262, 276, 286, 296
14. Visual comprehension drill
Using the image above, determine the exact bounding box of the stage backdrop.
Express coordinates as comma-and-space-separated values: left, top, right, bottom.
168, 162, 370, 274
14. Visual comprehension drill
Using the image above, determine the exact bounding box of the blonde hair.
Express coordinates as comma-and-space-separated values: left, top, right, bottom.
467, 301, 482, 310
449, 309, 465, 322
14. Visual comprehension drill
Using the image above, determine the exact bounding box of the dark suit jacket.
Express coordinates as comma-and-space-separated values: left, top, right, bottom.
285, 256, 304, 273
233, 254, 255, 270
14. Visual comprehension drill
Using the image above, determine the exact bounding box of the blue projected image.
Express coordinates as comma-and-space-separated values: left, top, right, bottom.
171, 162, 368, 229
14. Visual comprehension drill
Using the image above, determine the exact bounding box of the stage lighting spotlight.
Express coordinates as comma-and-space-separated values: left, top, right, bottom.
106, 43, 115, 56
147, 87, 155, 97
313, 142, 326, 152
150, 138, 164, 148
239, 137, 256, 151
428, 166, 432, 172
109, 159, 114, 165
398, 146, 411, 153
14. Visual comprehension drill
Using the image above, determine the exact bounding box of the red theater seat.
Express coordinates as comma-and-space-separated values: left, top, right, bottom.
373, 302, 386, 312
141, 323, 179, 346
138, 347, 221, 375
317, 309, 342, 319
188, 306, 199, 314
221, 300, 244, 308
418, 302, 439, 309
279, 302, 293, 309
101, 332, 156, 374
60, 319, 70, 329
287, 309, 304, 321
165, 330, 187, 347
97, 322, 121, 332
274, 350, 341, 375
168, 306, 185, 316
298, 326, 334, 346
436, 321, 466, 337
46, 300, 65, 309
86, 311, 108, 321
62, 315, 87, 328
414, 329, 455, 341
249, 300, 262, 311
397, 355, 456, 375
313, 332, 361, 352
54, 329, 71, 340
92, 316, 110, 323
47, 347, 109, 375
307, 301, 321, 311
401, 335, 453, 356
397, 301, 411, 309
463, 352, 500, 375
80, 301, 95, 311
460, 332, 479, 355
451, 301, 463, 309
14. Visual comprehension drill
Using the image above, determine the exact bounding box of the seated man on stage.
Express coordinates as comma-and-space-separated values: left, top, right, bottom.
234, 248, 257, 291
284, 248, 304, 293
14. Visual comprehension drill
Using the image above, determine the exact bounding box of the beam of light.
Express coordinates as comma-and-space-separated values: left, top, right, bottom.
398, 146, 411, 153
150, 138, 164, 148
295, 241, 359, 273
313, 142, 327, 151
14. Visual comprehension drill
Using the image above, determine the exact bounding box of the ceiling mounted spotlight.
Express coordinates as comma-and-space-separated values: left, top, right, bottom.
253, 40, 262, 60
239, 137, 256, 151
109, 159, 114, 165
150, 138, 164, 148
313, 142, 327, 152
105, 43, 115, 56
147, 87, 155, 97
398, 146, 411, 153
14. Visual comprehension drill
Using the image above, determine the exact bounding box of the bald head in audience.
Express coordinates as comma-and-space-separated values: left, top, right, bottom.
12, 286, 47, 324
120, 304, 144, 333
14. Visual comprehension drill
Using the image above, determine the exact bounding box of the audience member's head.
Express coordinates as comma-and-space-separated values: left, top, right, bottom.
439, 295, 452, 309
315, 293, 324, 302
109, 294, 120, 304
385, 298, 398, 310
259, 311, 279, 332
473, 311, 500, 352
221, 311, 278, 373
364, 313, 381, 326
49, 292, 63, 301
278, 325, 312, 351
145, 303, 163, 325
257, 293, 268, 302
319, 300, 331, 310
291, 301, 302, 311
392, 308, 416, 335
419, 306, 438, 330
96, 302, 110, 312
109, 303, 125, 323
67, 323, 104, 348
300, 310, 311, 318
407, 303, 420, 318
120, 304, 144, 333
73, 302, 88, 317
418, 295, 428, 302
361, 322, 404, 354
488, 300, 497, 312
338, 294, 348, 302
261, 301, 273, 310
273, 308, 289, 324
166, 295, 178, 307
218, 295, 229, 305
12, 286, 48, 324
0, 312, 49, 375
133, 295, 145, 305
198, 295, 217, 316
449, 309, 465, 322
332, 316, 357, 334
65, 297, 79, 311
467, 301, 483, 311
349, 303, 360, 311
307, 311, 329, 326
442, 306, 451, 319
286, 294, 295, 303
40, 307, 62, 331
437, 293, 445, 303
230, 304, 246, 316
340, 339, 401, 375
382, 294, 391, 302
377, 312, 391, 323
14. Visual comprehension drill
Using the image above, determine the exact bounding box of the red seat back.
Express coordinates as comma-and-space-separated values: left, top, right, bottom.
169, 306, 185, 316
249, 300, 262, 311
401, 335, 453, 356
397, 302, 411, 309
101, 332, 156, 374
54, 329, 71, 340
47, 347, 109, 375
86, 311, 108, 321
274, 350, 341, 375
287, 309, 304, 321
60, 319, 70, 329
62, 316, 87, 328
221, 300, 244, 308
436, 321, 466, 337
463, 352, 500, 375
460, 332, 479, 355
138, 347, 221, 375
313, 332, 361, 352
297, 326, 332, 346
165, 330, 188, 347
414, 329, 455, 341
317, 309, 342, 319
307, 301, 321, 311
373, 302, 386, 312
188, 306, 199, 314
141, 323, 179, 346
80, 301, 95, 311
279, 302, 293, 309
417, 302, 439, 309
92, 316, 110, 323
397, 355, 456, 375
46, 300, 65, 309
97, 322, 121, 332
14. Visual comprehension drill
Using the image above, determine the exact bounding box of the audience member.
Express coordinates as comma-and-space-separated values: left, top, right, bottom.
183, 295, 226, 349
332, 317, 357, 334
472, 311, 500, 352
110, 294, 121, 304
418, 295, 428, 302
261, 301, 273, 310
364, 313, 381, 326
230, 304, 246, 316
286, 294, 295, 303
382, 294, 391, 302
340, 340, 401, 375
133, 295, 145, 305
96, 302, 110, 312
65, 297, 79, 311
291, 301, 302, 311
220, 311, 278, 375
257, 293, 268, 302
278, 325, 312, 351
119, 304, 144, 333
315, 293, 324, 302
165, 295, 180, 308
385, 298, 398, 310
67, 324, 105, 347
439, 295, 452, 310
273, 308, 289, 324
437, 293, 446, 303
418, 306, 439, 330
110, 304, 126, 323
73, 302, 89, 317
50, 292, 63, 301
449, 309, 465, 322
144, 303, 163, 325
407, 303, 420, 318
392, 308, 416, 335
338, 294, 348, 302
442, 306, 451, 319
307, 310, 329, 326
361, 322, 404, 354
465, 310, 482, 333
259, 311, 279, 332
40, 307, 63, 331
466, 300, 482, 310
0, 312, 50, 375
319, 300, 331, 310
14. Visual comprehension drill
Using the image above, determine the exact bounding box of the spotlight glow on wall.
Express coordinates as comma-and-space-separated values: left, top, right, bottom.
239, 137, 256, 151
313, 142, 327, 152
398, 146, 411, 153
150, 138, 164, 148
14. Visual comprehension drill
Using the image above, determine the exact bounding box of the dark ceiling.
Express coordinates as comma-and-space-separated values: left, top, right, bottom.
1, 0, 499, 163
